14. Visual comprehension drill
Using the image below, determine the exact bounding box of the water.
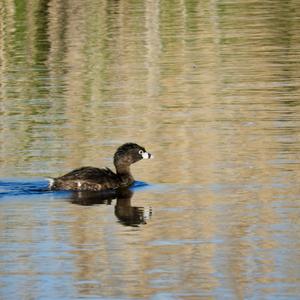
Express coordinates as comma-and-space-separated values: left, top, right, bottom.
1, 0, 300, 299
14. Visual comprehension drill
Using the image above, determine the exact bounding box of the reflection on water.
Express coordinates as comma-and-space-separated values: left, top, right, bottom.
1, 0, 300, 299
70, 188, 152, 227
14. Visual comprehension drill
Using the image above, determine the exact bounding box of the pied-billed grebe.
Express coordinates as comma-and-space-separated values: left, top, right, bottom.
49, 143, 153, 191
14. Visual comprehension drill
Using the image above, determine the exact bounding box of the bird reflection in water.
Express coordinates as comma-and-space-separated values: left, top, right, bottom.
69, 188, 152, 227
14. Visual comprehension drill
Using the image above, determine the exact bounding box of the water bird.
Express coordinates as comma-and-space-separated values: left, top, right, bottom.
49, 143, 153, 191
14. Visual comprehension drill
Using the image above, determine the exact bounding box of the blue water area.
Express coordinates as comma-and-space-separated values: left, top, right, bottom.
0, 178, 52, 198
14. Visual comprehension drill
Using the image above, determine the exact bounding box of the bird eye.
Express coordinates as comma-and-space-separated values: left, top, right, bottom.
139, 150, 144, 155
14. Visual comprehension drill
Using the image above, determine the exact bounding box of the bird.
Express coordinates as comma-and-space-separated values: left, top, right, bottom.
49, 143, 153, 191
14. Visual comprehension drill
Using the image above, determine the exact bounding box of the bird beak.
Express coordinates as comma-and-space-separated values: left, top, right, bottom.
142, 152, 153, 159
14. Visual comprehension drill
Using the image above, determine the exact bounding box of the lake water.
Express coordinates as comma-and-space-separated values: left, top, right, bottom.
1, 0, 300, 299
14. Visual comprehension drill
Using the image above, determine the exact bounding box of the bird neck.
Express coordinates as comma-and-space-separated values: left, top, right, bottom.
115, 164, 134, 186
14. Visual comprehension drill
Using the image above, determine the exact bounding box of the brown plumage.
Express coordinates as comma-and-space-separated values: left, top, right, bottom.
49, 143, 153, 191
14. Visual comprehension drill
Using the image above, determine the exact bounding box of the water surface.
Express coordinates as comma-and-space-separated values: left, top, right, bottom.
1, 0, 300, 299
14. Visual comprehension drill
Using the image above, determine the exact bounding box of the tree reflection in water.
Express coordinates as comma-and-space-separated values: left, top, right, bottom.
69, 188, 152, 227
